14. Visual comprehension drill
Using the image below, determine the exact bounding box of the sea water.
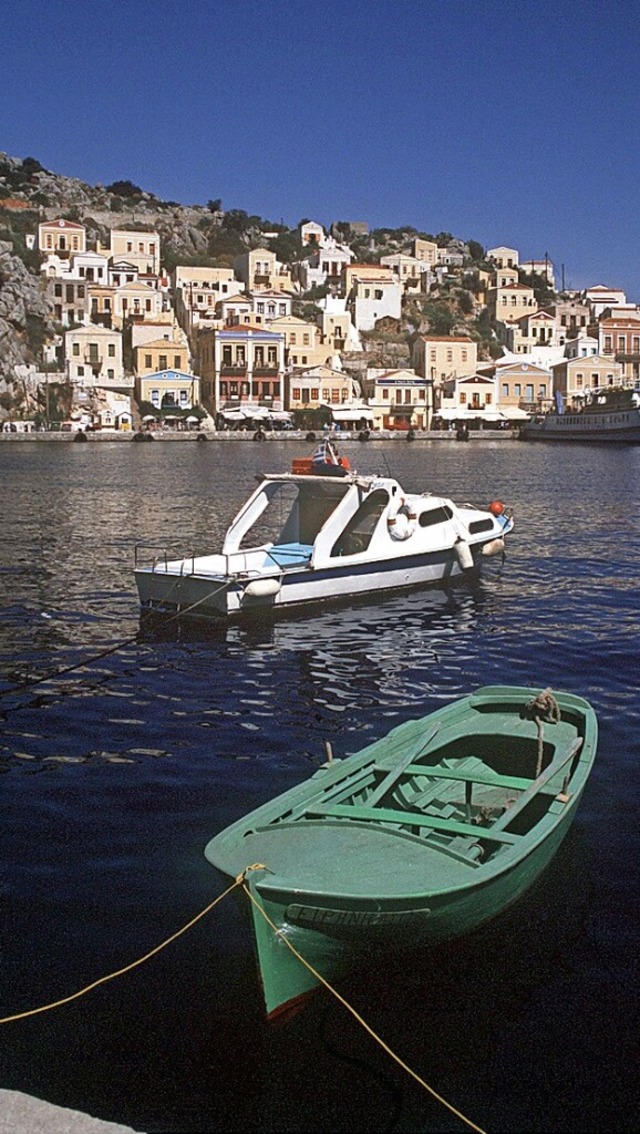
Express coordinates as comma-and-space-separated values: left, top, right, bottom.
0, 438, 638, 1133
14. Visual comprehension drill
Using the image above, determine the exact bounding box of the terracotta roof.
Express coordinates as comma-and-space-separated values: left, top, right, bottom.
418, 335, 474, 343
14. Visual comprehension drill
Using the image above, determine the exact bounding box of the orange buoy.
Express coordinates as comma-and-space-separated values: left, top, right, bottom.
489, 500, 505, 516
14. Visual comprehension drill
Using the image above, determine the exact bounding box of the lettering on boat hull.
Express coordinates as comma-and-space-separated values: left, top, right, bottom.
285, 903, 431, 928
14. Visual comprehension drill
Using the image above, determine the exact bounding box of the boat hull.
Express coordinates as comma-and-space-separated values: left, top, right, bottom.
134, 469, 514, 621
242, 809, 582, 1017
521, 407, 640, 442
135, 537, 505, 621
205, 685, 597, 1017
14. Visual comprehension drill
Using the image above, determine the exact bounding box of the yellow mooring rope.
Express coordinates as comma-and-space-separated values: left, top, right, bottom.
0, 879, 240, 1024
0, 866, 488, 1134
240, 874, 488, 1134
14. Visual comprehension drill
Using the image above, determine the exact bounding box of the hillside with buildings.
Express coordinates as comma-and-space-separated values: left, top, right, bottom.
1, 151, 638, 434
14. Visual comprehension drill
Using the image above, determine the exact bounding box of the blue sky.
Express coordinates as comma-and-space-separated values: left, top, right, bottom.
3, 0, 640, 298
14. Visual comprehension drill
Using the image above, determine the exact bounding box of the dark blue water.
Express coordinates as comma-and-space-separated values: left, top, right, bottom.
1, 439, 638, 1133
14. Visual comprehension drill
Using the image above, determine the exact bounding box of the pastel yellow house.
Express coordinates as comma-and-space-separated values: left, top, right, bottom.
38, 218, 86, 256
412, 238, 438, 267
38, 218, 87, 259
136, 369, 201, 413
134, 338, 190, 376
379, 254, 427, 293
490, 361, 551, 417
342, 262, 394, 296
269, 315, 328, 368
113, 281, 164, 328
504, 309, 557, 354
412, 335, 477, 386
321, 309, 354, 353
87, 283, 116, 326
233, 248, 294, 292
131, 318, 187, 353
551, 354, 623, 407
488, 281, 536, 324
99, 229, 161, 275
360, 368, 432, 429
487, 246, 519, 270
173, 265, 239, 329
287, 365, 355, 414
491, 265, 519, 289
436, 374, 498, 426
64, 324, 131, 390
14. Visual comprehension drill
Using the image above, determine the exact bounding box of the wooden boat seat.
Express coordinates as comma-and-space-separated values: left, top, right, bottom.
404, 763, 532, 795
303, 801, 519, 844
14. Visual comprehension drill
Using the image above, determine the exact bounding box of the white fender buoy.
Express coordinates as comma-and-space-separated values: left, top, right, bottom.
454, 539, 474, 570
480, 537, 506, 557
388, 499, 416, 541
243, 578, 282, 600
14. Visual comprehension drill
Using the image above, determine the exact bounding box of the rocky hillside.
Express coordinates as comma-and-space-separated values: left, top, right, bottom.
0, 151, 501, 407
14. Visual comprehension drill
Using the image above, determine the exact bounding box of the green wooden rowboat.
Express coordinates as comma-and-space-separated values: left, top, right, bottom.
204, 685, 597, 1019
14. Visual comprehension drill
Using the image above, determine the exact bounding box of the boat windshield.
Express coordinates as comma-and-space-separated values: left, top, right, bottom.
239, 479, 351, 549
331, 489, 390, 556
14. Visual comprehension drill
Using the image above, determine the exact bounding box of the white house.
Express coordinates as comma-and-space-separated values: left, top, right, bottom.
347, 276, 402, 331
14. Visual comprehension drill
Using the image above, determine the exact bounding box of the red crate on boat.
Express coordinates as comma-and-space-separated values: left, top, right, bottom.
291, 456, 350, 474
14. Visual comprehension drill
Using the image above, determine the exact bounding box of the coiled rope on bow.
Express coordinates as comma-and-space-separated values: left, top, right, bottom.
525, 687, 561, 776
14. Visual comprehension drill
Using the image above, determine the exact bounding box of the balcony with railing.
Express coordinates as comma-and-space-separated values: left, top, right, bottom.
220, 365, 248, 377
252, 366, 279, 378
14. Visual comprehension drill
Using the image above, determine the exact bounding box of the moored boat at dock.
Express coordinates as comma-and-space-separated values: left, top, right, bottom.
134, 441, 514, 620
204, 685, 598, 1018
520, 385, 640, 442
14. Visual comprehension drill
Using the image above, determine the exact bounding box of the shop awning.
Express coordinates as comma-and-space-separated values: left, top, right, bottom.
435, 409, 475, 420
331, 407, 374, 422
500, 407, 530, 420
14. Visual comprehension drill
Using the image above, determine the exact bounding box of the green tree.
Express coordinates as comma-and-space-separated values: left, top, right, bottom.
222, 209, 251, 232
207, 198, 222, 213
457, 289, 474, 316
467, 240, 485, 263
269, 231, 300, 263
519, 269, 555, 307
21, 156, 45, 178
421, 300, 456, 335
107, 179, 143, 198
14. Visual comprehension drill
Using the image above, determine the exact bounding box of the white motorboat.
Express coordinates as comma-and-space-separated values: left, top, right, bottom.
134, 442, 514, 621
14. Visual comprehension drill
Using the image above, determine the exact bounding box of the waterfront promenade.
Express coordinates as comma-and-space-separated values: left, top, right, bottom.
0, 428, 519, 443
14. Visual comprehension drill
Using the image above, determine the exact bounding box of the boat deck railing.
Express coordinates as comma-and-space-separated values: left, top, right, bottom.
134, 541, 297, 579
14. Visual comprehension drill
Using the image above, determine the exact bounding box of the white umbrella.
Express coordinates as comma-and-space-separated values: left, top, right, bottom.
142, 414, 156, 422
